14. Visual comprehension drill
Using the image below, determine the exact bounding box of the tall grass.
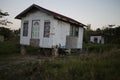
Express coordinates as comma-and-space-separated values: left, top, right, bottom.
0, 37, 20, 55
0, 37, 120, 80
83, 43, 120, 53
0, 49, 120, 80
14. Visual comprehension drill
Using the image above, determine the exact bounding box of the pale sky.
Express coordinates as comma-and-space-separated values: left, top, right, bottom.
0, 0, 120, 30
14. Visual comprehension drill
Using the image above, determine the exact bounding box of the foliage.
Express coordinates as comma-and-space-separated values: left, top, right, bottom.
83, 43, 120, 53
0, 10, 12, 25
0, 27, 14, 40
0, 35, 120, 80
84, 25, 120, 44
103, 26, 120, 44
83, 28, 93, 43
0, 49, 120, 80
0, 10, 9, 17
0, 36, 20, 54
13, 28, 20, 36
25, 46, 39, 55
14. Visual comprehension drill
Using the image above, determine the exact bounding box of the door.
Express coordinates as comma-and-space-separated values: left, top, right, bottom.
31, 20, 40, 39
94, 37, 98, 43
30, 20, 40, 46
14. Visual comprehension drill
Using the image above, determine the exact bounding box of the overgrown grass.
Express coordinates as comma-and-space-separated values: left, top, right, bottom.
83, 43, 120, 53
25, 46, 40, 55
0, 37, 120, 80
0, 49, 120, 80
0, 37, 20, 55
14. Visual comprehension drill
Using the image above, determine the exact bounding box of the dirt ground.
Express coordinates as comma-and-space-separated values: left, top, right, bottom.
0, 54, 52, 70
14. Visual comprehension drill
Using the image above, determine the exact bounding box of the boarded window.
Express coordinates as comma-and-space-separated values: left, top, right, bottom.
23, 21, 28, 36
44, 20, 50, 38
70, 24, 79, 37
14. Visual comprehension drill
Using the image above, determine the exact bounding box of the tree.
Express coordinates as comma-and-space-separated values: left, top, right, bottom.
0, 10, 13, 40
98, 25, 120, 44
108, 24, 115, 28
83, 24, 94, 43
0, 10, 12, 26
83, 24, 120, 44
0, 27, 13, 40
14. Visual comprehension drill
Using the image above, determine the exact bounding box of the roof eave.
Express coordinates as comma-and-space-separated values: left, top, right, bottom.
15, 4, 37, 19
15, 4, 86, 27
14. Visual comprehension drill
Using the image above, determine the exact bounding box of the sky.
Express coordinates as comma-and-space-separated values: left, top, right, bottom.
0, 0, 120, 30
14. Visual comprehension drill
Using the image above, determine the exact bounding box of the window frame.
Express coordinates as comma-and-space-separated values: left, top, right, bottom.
70, 24, 79, 37
23, 21, 29, 37
43, 20, 50, 38
31, 20, 40, 39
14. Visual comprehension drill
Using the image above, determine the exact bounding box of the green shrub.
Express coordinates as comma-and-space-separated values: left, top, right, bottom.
0, 50, 120, 80
0, 38, 20, 55
83, 43, 120, 53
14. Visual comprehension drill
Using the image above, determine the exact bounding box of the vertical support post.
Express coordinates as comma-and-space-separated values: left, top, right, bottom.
52, 45, 59, 59
20, 45, 26, 55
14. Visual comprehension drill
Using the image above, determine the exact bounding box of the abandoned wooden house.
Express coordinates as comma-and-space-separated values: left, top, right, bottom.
15, 4, 85, 49
90, 36, 104, 44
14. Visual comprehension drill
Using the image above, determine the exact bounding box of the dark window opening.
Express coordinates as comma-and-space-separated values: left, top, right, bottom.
94, 37, 98, 43
70, 24, 79, 37
23, 21, 28, 37
44, 20, 50, 38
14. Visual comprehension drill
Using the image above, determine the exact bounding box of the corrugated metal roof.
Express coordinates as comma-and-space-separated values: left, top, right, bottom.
15, 4, 85, 27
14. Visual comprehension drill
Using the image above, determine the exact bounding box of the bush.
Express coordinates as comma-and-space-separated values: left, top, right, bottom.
0, 49, 120, 80
83, 43, 120, 53
0, 37, 20, 55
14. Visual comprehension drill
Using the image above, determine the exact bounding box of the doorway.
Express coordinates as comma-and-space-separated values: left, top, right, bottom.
30, 20, 40, 46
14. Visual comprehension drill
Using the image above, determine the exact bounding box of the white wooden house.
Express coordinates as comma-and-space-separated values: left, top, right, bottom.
90, 36, 104, 44
15, 4, 85, 49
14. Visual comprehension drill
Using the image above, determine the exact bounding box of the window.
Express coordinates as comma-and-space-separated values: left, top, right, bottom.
23, 21, 28, 36
70, 24, 79, 37
44, 20, 50, 38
